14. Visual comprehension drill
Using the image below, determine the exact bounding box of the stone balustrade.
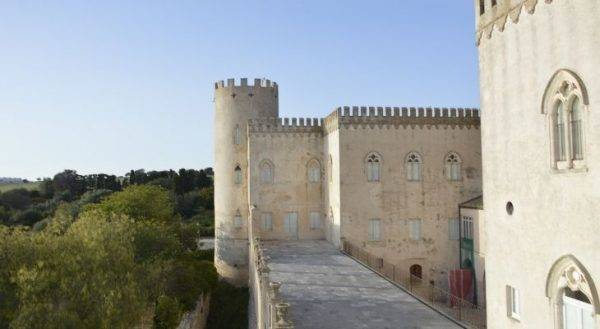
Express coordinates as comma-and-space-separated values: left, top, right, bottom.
249, 235, 294, 329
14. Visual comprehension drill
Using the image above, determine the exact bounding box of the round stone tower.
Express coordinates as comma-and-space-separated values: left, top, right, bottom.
213, 78, 279, 286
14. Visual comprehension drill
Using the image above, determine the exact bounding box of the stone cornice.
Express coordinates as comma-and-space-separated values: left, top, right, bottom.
476, 0, 555, 46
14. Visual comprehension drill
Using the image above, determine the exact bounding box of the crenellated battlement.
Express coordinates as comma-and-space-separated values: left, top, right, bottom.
332, 106, 479, 118
475, 0, 555, 46
323, 106, 480, 134
248, 117, 323, 135
214, 78, 278, 90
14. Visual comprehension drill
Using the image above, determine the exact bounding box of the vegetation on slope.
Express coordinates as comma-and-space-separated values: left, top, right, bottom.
0, 168, 215, 235
0, 184, 217, 329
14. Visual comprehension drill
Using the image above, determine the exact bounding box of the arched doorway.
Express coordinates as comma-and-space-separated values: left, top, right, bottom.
410, 264, 422, 279
546, 255, 598, 329
563, 289, 595, 329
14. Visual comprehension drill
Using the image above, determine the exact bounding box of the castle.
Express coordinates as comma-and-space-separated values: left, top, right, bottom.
213, 78, 482, 289
213, 0, 600, 328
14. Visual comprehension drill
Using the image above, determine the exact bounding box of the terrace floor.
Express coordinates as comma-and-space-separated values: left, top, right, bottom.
261, 240, 462, 329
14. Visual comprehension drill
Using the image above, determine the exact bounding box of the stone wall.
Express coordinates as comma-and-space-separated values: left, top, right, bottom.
477, 1, 600, 327
248, 120, 325, 241
328, 109, 482, 287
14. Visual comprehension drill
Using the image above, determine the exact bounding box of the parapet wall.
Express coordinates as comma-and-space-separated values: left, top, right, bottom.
215, 78, 278, 90
248, 117, 323, 135
334, 106, 479, 118
324, 106, 480, 134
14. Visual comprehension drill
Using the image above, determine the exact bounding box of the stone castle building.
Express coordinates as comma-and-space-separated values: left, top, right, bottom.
476, 0, 599, 328
214, 1, 599, 328
213, 78, 483, 288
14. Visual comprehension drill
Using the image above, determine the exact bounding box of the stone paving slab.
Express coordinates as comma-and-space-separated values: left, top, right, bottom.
262, 240, 461, 329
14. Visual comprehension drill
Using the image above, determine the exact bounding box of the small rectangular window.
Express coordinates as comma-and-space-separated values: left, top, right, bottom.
310, 212, 321, 230
368, 219, 381, 241
479, 0, 485, 15
234, 126, 242, 145
284, 212, 298, 235
409, 219, 422, 240
449, 218, 460, 240
261, 213, 273, 231
506, 286, 521, 320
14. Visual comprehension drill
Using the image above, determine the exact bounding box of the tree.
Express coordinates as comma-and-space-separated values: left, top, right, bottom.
39, 178, 55, 199
94, 185, 174, 222
10, 211, 146, 329
52, 170, 86, 198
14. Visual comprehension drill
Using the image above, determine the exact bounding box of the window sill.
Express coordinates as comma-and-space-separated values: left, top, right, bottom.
551, 163, 588, 174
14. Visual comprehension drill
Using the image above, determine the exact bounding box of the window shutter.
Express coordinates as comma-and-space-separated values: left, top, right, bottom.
449, 219, 459, 240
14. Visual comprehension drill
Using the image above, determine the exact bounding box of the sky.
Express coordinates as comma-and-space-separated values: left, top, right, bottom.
0, 1, 480, 180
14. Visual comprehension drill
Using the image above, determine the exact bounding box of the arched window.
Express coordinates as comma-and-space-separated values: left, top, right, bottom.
234, 165, 242, 185
445, 152, 462, 181
570, 97, 584, 160
406, 152, 422, 181
543, 70, 589, 170
546, 255, 599, 329
410, 264, 422, 280
365, 152, 381, 182
259, 160, 274, 184
234, 124, 242, 145
307, 159, 321, 183
554, 101, 567, 161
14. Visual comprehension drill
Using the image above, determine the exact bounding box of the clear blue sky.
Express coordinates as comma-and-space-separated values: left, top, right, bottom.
0, 1, 480, 180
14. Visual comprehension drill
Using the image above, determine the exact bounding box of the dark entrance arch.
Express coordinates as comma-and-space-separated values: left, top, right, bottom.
410, 264, 422, 279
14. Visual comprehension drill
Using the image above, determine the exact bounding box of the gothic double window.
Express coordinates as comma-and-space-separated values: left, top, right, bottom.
445, 152, 462, 181
546, 255, 598, 329
307, 159, 321, 183
259, 160, 274, 184
365, 152, 381, 182
543, 70, 588, 171
406, 152, 422, 181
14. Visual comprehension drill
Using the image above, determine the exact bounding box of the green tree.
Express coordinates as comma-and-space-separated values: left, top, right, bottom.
10, 211, 146, 329
94, 185, 174, 222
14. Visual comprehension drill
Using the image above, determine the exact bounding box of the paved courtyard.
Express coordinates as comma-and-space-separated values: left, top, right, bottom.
261, 240, 462, 329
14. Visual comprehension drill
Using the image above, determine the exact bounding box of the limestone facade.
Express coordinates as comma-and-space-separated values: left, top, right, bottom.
476, 0, 600, 328
214, 78, 483, 287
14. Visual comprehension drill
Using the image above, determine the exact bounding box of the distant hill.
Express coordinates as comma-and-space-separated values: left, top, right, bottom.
0, 181, 41, 192
0, 177, 26, 184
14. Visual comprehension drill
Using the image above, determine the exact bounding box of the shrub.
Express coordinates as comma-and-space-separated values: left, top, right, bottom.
165, 257, 217, 312
0, 189, 31, 210
153, 295, 182, 329
206, 281, 249, 329
12, 208, 43, 226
